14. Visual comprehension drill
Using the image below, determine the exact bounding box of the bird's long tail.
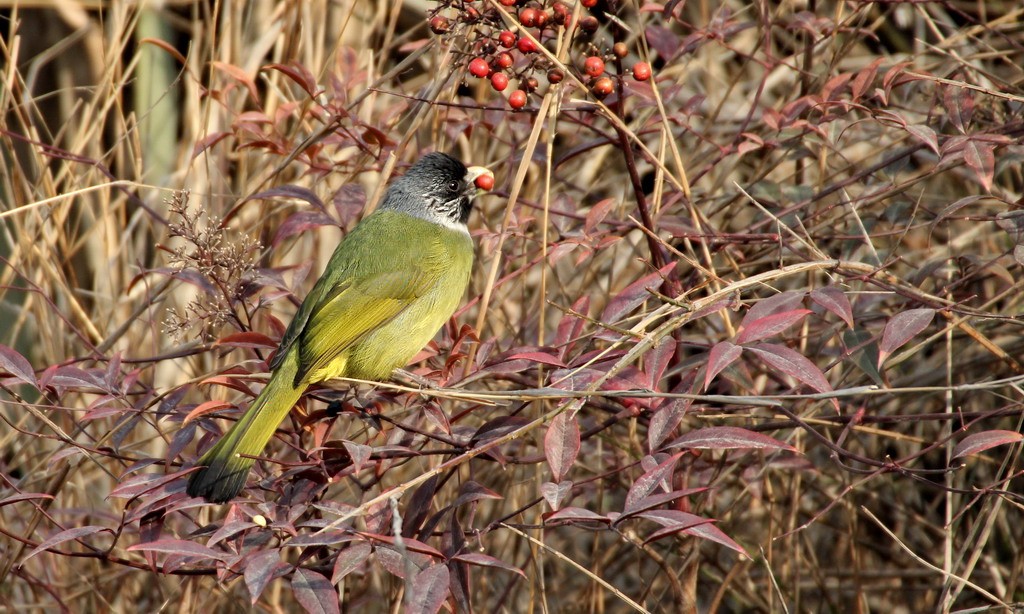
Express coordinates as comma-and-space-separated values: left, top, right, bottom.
187, 348, 304, 503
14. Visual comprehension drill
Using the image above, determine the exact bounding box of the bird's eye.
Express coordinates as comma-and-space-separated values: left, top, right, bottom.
447, 180, 461, 192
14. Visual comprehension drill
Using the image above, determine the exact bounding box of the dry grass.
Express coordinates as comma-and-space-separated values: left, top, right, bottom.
2, 1, 1024, 612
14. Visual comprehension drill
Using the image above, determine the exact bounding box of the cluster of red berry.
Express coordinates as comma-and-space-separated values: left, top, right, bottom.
428, 0, 653, 109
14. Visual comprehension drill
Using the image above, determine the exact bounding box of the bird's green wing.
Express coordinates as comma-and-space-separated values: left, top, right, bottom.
293, 266, 431, 384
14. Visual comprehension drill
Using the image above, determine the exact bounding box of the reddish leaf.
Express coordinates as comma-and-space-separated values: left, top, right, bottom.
952, 430, 1024, 459
250, 185, 327, 212
332, 542, 372, 584
637, 510, 715, 544
648, 397, 692, 452
211, 61, 258, 101
452, 553, 527, 579
127, 538, 227, 560
600, 262, 675, 323
273, 211, 339, 247
208, 520, 258, 547
22, 526, 111, 564
507, 351, 567, 368
683, 521, 748, 556
183, 400, 234, 424
540, 480, 573, 511
245, 550, 290, 603
0, 344, 38, 390
943, 85, 974, 134
191, 131, 231, 160
451, 481, 503, 509
963, 140, 994, 191
735, 309, 811, 345
878, 308, 935, 366
291, 568, 340, 614
265, 61, 320, 98
746, 343, 833, 395
0, 492, 53, 507
286, 530, 354, 547
906, 124, 939, 156
546, 507, 611, 524
214, 331, 279, 349
666, 426, 797, 452
809, 287, 854, 328
545, 412, 581, 483
704, 341, 742, 390
851, 57, 884, 101
744, 291, 805, 324
585, 198, 616, 234
623, 453, 684, 513
621, 487, 708, 518
644, 337, 676, 389
407, 565, 450, 614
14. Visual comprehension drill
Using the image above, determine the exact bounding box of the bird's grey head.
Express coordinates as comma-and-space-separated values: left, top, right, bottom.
379, 153, 489, 228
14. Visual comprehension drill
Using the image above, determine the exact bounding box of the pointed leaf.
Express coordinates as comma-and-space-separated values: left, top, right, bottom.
540, 480, 573, 511
809, 287, 854, 328
952, 430, 1024, 460
126, 538, 228, 560
245, 550, 290, 603
666, 426, 796, 452
746, 343, 833, 395
704, 342, 742, 390
600, 262, 676, 323
291, 568, 340, 614
963, 140, 994, 191
735, 309, 811, 345
878, 308, 935, 365
623, 453, 683, 513
22, 526, 110, 564
452, 553, 527, 579
743, 291, 805, 324
545, 412, 581, 483
407, 565, 450, 614
0, 344, 38, 390
332, 542, 372, 584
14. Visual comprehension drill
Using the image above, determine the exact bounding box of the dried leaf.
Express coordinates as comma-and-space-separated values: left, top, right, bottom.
545, 412, 581, 483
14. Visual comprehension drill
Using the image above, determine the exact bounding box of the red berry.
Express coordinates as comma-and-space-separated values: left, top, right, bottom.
509, 89, 528, 109
468, 57, 491, 78
547, 68, 564, 84
519, 7, 538, 27
592, 76, 614, 98
581, 0, 597, 7
613, 42, 628, 58
552, 1, 569, 18
474, 173, 495, 191
524, 77, 539, 92
584, 56, 605, 77
499, 0, 517, 5
495, 52, 514, 69
429, 15, 450, 35
517, 37, 537, 53
465, 6, 480, 20
580, 16, 599, 32
498, 30, 517, 48
632, 62, 652, 81
535, 11, 549, 27
491, 72, 510, 91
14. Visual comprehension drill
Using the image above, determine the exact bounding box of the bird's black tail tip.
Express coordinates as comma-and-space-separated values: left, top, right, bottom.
186, 463, 249, 504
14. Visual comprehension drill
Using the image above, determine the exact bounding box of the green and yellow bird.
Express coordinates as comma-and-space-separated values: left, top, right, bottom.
186, 152, 492, 503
